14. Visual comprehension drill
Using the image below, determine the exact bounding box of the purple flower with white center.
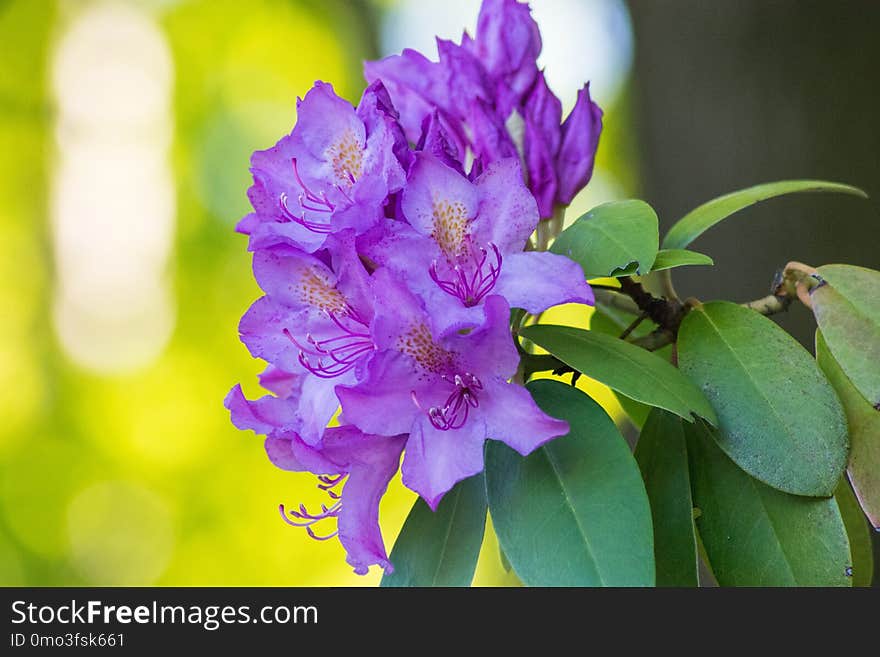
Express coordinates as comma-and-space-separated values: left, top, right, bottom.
364, 0, 603, 218
364, 152, 593, 334
237, 81, 407, 253
237, 234, 375, 445
225, 385, 405, 575
336, 270, 570, 509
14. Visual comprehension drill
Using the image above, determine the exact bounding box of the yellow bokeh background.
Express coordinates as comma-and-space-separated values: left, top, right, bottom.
0, 0, 636, 586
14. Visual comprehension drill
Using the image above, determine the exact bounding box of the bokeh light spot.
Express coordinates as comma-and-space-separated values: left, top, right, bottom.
67, 481, 174, 585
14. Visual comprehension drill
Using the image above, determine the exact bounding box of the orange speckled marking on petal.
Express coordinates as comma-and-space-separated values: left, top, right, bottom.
328, 130, 364, 187
298, 268, 347, 313
431, 199, 470, 257
396, 323, 456, 375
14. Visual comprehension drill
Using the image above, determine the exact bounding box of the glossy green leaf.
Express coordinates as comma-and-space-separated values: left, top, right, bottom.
634, 409, 698, 586
521, 324, 716, 425
685, 421, 852, 587
551, 200, 659, 278
381, 474, 487, 587
650, 248, 714, 272
812, 264, 880, 407
677, 301, 848, 497
817, 330, 880, 528
588, 309, 657, 429
486, 380, 654, 586
835, 478, 875, 587
662, 180, 867, 250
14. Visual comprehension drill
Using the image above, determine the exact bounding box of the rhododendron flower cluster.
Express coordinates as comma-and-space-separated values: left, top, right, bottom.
226, 0, 601, 575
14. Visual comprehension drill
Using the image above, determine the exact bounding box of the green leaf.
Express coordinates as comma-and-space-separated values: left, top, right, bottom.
486, 380, 654, 586
551, 199, 659, 278
812, 264, 880, 407
634, 409, 699, 586
835, 478, 875, 587
650, 248, 714, 272
381, 474, 487, 587
520, 324, 717, 425
685, 421, 852, 587
662, 180, 868, 250
816, 330, 880, 528
677, 301, 848, 497
588, 308, 657, 429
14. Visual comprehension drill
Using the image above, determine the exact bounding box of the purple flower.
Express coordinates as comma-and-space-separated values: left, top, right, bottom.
336, 270, 569, 509
364, 0, 603, 217
237, 81, 407, 253
463, 0, 542, 114
237, 234, 375, 444
556, 83, 603, 205
364, 153, 594, 333
225, 385, 405, 575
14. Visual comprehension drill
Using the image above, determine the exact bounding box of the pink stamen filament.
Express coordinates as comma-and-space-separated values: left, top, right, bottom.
280, 474, 348, 541
284, 307, 374, 379
429, 243, 502, 307
416, 373, 483, 431
276, 158, 360, 234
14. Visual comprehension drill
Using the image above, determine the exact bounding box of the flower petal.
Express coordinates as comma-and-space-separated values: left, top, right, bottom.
494, 251, 594, 313
336, 350, 423, 436
472, 157, 539, 253
401, 153, 479, 248
556, 83, 603, 205
479, 378, 569, 455
401, 413, 487, 510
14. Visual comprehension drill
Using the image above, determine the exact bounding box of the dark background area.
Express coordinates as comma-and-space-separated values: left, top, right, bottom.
629, 0, 880, 347
628, 0, 880, 584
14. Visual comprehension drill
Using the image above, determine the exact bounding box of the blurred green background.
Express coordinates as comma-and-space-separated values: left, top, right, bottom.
1, 0, 876, 586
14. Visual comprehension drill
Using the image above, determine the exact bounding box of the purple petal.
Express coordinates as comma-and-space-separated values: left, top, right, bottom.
363, 49, 446, 144
556, 83, 603, 205
238, 296, 303, 372
470, 0, 542, 109
524, 117, 558, 219
336, 351, 424, 437
494, 251, 594, 313
224, 384, 300, 438
292, 81, 365, 164
252, 247, 339, 310
466, 98, 518, 164
442, 295, 519, 379
401, 413, 487, 511
401, 153, 479, 246
333, 432, 406, 575
258, 365, 298, 398
416, 110, 465, 174
524, 70, 562, 155
472, 158, 539, 253
479, 379, 569, 455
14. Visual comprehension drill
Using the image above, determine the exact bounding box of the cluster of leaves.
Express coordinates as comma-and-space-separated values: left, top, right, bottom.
382, 181, 878, 587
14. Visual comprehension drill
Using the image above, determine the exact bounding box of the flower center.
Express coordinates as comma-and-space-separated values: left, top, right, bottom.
429, 241, 502, 307
424, 373, 483, 431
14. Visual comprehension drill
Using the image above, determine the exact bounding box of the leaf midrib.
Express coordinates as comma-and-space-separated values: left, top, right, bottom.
530, 327, 711, 422
542, 446, 607, 586
578, 215, 653, 277
693, 310, 824, 483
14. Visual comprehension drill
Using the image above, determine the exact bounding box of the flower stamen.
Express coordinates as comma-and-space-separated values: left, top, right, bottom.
429, 242, 502, 307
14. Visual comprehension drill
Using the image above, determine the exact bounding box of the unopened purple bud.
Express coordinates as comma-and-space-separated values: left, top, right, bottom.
555, 83, 603, 205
